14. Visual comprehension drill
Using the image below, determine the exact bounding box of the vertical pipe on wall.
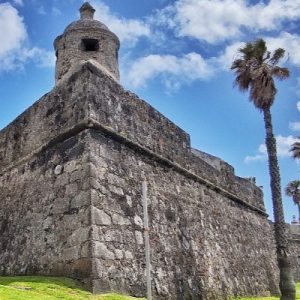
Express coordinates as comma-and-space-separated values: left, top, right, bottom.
142, 180, 152, 300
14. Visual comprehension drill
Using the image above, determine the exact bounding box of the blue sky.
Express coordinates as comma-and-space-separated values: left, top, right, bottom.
1, 0, 300, 223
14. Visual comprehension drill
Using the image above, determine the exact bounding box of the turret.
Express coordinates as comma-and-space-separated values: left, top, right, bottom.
54, 2, 120, 84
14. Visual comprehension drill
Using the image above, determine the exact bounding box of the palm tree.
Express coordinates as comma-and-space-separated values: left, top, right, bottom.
231, 39, 295, 300
290, 139, 300, 159
285, 180, 300, 223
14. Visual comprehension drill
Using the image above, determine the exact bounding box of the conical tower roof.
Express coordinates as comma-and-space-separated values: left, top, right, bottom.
63, 2, 111, 35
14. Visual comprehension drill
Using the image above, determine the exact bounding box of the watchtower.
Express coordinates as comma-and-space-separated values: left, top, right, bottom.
54, 2, 120, 84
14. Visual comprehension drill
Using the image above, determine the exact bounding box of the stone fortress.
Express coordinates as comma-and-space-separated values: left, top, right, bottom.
0, 2, 299, 299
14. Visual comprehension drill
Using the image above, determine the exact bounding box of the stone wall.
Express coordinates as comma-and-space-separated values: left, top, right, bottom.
84, 63, 265, 212
0, 63, 279, 299
288, 224, 300, 281
88, 129, 279, 298
0, 129, 93, 288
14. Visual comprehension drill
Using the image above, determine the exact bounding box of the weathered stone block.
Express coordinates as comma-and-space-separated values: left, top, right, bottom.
62, 246, 80, 261
104, 230, 123, 243
92, 207, 111, 226
65, 182, 78, 197
70, 191, 90, 209
67, 227, 90, 247
135, 231, 144, 245
115, 249, 124, 260
112, 213, 131, 226
93, 241, 115, 260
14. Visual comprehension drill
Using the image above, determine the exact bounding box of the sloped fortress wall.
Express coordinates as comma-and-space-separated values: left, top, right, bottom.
0, 74, 95, 288
0, 63, 279, 299
0, 3, 280, 299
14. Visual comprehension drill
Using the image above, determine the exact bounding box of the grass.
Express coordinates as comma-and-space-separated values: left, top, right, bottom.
0, 276, 145, 300
234, 282, 300, 300
0, 276, 299, 300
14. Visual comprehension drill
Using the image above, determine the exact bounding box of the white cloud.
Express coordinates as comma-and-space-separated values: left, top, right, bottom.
37, 5, 46, 15
91, 0, 150, 45
215, 32, 300, 71
13, 0, 23, 6
127, 52, 214, 88
214, 42, 244, 70
156, 0, 300, 44
265, 32, 300, 66
52, 7, 61, 16
0, 3, 27, 57
0, 47, 55, 72
289, 122, 300, 132
0, 3, 54, 72
288, 101, 300, 132
245, 135, 298, 163
21, 47, 55, 68
296, 79, 300, 98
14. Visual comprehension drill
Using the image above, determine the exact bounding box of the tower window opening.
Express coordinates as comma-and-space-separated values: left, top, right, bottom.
81, 39, 99, 52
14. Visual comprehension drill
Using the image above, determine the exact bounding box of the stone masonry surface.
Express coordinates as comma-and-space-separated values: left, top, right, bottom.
0, 63, 280, 299
0, 129, 92, 287
288, 224, 300, 281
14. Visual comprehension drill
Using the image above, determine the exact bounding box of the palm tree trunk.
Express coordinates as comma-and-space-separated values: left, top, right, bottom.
298, 204, 300, 223
263, 107, 295, 300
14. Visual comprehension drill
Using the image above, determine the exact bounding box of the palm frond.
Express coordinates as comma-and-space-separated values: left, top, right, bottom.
264, 51, 271, 62
249, 67, 276, 109
271, 66, 290, 80
234, 74, 251, 91
285, 180, 300, 205
231, 59, 245, 70
231, 38, 289, 110
291, 140, 300, 159
285, 180, 300, 195
253, 39, 267, 62
239, 42, 254, 60
269, 48, 285, 65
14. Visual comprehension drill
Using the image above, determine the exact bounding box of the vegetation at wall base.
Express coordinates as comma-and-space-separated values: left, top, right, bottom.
0, 276, 145, 300
233, 282, 300, 300
0, 277, 299, 299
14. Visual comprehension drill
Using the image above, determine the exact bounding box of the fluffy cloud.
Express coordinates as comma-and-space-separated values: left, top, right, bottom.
52, 7, 61, 16
265, 32, 300, 66
289, 122, 300, 132
13, 0, 23, 6
0, 3, 54, 72
245, 135, 298, 163
289, 101, 300, 132
215, 32, 300, 71
37, 5, 46, 15
156, 0, 300, 44
20, 47, 55, 68
91, 0, 150, 45
214, 42, 244, 70
127, 52, 214, 88
0, 3, 27, 57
